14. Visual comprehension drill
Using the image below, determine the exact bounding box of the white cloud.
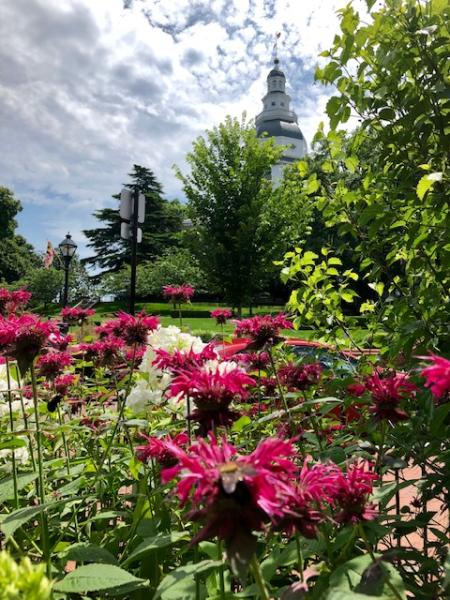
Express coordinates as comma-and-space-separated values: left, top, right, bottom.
0, 0, 368, 258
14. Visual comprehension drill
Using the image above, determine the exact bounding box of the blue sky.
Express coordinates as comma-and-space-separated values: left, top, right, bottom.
0, 0, 365, 263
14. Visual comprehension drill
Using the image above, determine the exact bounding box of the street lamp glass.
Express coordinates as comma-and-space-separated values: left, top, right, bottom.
59, 233, 77, 258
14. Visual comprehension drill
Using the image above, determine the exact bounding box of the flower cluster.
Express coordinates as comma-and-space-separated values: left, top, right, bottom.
0, 289, 32, 316
236, 352, 270, 371
420, 354, 450, 400
0, 314, 59, 374
235, 314, 292, 349
161, 435, 377, 553
36, 351, 73, 378
169, 360, 256, 432
210, 308, 232, 324
162, 284, 195, 304
96, 311, 160, 345
365, 371, 416, 422
278, 362, 322, 391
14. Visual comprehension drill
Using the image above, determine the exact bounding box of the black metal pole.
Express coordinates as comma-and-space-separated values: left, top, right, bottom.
63, 261, 70, 306
129, 188, 139, 315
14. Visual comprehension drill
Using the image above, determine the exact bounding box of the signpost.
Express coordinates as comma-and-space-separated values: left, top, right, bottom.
120, 188, 145, 315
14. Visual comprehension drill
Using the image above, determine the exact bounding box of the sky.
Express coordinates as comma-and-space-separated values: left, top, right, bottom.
0, 0, 366, 262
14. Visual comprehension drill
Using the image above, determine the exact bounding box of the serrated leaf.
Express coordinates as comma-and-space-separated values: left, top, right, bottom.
60, 542, 118, 565
0, 504, 44, 539
54, 563, 148, 593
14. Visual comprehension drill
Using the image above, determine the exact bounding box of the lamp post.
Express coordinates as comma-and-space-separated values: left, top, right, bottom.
58, 233, 77, 306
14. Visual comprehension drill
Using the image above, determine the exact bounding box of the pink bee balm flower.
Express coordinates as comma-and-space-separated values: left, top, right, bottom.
60, 306, 95, 324
235, 314, 292, 350
79, 338, 124, 367
161, 434, 298, 546
48, 332, 74, 351
162, 284, 195, 304
96, 311, 159, 345
0, 314, 59, 374
0, 288, 32, 316
347, 382, 366, 397
331, 461, 378, 524
275, 459, 340, 538
278, 362, 322, 391
365, 371, 416, 422
236, 352, 270, 371
420, 354, 450, 400
136, 431, 189, 466
36, 351, 73, 378
170, 361, 256, 433
54, 373, 77, 395
152, 345, 217, 375
210, 309, 232, 325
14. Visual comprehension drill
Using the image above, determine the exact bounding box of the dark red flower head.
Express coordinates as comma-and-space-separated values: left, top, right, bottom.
36, 351, 73, 378
331, 461, 378, 524
0, 314, 59, 374
60, 306, 95, 324
162, 284, 195, 304
54, 373, 77, 395
96, 311, 160, 345
169, 361, 256, 433
136, 431, 189, 466
152, 344, 217, 375
365, 371, 415, 422
79, 338, 124, 366
210, 309, 232, 325
162, 434, 298, 545
235, 314, 292, 350
278, 362, 322, 391
420, 354, 450, 401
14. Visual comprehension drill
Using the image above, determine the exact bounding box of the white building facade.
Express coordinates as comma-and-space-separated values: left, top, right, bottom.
255, 58, 307, 181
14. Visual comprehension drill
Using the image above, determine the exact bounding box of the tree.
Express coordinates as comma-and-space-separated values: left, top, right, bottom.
83, 165, 184, 275
176, 115, 286, 313
0, 187, 38, 283
14, 268, 64, 308
283, 0, 450, 358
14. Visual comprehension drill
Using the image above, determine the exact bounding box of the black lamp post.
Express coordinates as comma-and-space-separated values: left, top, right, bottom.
58, 233, 77, 306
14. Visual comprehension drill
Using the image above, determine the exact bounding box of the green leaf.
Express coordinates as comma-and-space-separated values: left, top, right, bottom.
0, 504, 44, 539
231, 415, 252, 432
416, 172, 443, 200
0, 437, 27, 450
328, 554, 406, 599
0, 472, 38, 503
60, 542, 118, 565
154, 560, 222, 599
54, 563, 148, 594
122, 532, 188, 566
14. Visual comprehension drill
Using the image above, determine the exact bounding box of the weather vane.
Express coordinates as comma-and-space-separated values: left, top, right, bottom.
273, 32, 281, 64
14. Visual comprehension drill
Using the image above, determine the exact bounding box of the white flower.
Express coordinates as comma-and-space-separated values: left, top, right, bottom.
0, 438, 30, 469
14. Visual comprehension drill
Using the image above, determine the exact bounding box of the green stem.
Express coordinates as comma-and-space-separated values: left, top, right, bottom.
295, 534, 304, 583
250, 554, 270, 600
217, 538, 226, 599
5, 359, 18, 509
375, 420, 387, 475
267, 347, 293, 435
30, 362, 51, 578
57, 404, 71, 476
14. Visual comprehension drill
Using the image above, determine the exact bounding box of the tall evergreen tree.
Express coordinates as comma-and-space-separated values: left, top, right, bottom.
82, 165, 184, 274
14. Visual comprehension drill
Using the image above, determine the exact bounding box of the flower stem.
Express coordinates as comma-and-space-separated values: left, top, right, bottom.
375, 420, 387, 475
5, 359, 18, 509
30, 362, 51, 577
295, 534, 304, 583
217, 538, 226, 599
250, 554, 271, 600
57, 404, 71, 476
267, 347, 293, 435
